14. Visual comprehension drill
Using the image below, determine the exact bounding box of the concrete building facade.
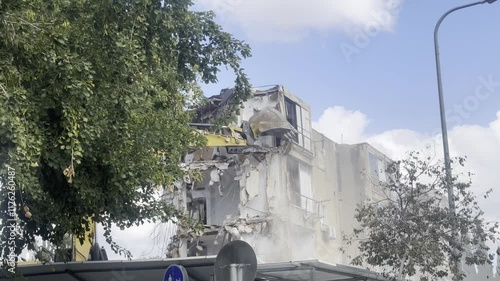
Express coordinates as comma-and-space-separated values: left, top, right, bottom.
166, 85, 392, 266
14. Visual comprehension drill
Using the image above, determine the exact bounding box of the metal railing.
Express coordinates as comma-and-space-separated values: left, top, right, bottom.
289, 191, 324, 217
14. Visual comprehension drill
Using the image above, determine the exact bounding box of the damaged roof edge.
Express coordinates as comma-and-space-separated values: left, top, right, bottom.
207, 84, 310, 110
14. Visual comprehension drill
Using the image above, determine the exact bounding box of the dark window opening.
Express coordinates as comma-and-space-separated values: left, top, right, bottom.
285, 97, 297, 128
188, 197, 207, 225
285, 97, 299, 143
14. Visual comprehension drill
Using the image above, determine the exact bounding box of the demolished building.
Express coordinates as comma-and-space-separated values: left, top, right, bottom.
165, 85, 392, 265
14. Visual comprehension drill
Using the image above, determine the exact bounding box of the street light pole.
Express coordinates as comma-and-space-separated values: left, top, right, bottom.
433, 0, 497, 274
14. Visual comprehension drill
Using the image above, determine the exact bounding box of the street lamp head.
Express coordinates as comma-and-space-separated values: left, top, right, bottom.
485, 0, 497, 4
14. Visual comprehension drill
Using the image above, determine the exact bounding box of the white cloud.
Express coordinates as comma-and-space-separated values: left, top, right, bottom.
315, 106, 500, 221
312, 106, 370, 144
366, 129, 441, 160
196, 0, 403, 42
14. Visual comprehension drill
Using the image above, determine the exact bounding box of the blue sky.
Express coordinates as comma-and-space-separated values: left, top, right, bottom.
197, 0, 500, 135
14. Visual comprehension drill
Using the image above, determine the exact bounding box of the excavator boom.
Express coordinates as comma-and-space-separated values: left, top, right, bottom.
190, 106, 297, 150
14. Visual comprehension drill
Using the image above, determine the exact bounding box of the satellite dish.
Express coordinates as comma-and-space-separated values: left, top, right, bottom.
214, 240, 257, 281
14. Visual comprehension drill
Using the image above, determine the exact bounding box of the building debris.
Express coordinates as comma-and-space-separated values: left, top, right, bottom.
165, 85, 326, 261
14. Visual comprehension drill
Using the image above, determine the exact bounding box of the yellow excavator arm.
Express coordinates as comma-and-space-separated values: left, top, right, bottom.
67, 219, 107, 262
189, 106, 297, 154
192, 125, 248, 147
18, 219, 106, 265
72, 219, 95, 261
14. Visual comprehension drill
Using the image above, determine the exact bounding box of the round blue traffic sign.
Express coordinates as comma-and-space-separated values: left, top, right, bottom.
164, 264, 189, 281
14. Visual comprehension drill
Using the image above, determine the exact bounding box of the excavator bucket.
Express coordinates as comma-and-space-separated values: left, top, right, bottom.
248, 107, 298, 140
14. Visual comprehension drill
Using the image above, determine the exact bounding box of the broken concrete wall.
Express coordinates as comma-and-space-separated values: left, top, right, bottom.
169, 86, 325, 262
237, 150, 322, 263
224, 87, 317, 262
181, 161, 240, 226
239, 156, 270, 217
239, 153, 291, 262
171, 151, 277, 258
206, 165, 240, 226
198, 87, 321, 263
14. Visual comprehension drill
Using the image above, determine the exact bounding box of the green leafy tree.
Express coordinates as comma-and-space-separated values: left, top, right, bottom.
344, 152, 499, 281
0, 0, 251, 264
